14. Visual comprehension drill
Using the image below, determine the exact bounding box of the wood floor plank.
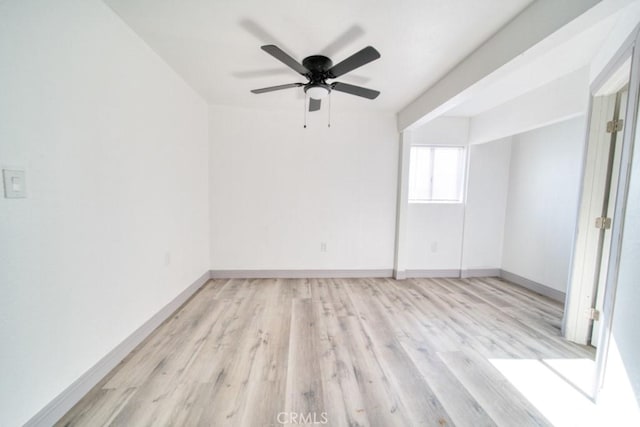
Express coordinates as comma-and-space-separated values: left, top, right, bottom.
439, 349, 553, 427
313, 301, 370, 427
58, 277, 593, 427
284, 298, 325, 420
237, 279, 292, 426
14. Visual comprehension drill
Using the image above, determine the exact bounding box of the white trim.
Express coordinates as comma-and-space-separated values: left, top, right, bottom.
393, 131, 412, 282
500, 270, 566, 302
209, 269, 393, 279
24, 270, 211, 427
405, 269, 461, 278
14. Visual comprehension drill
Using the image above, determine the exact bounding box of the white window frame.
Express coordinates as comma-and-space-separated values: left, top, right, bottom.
408, 145, 466, 204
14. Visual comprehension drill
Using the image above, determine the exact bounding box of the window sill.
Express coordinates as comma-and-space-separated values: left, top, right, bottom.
408, 200, 464, 205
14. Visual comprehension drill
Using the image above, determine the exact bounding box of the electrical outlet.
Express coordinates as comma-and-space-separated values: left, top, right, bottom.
320, 242, 327, 252
431, 242, 438, 253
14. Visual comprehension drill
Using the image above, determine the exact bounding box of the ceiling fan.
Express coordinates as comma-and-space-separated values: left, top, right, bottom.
250, 44, 381, 112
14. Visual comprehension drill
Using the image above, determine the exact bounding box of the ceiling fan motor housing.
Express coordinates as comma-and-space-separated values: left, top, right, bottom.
302, 55, 333, 79
302, 55, 333, 99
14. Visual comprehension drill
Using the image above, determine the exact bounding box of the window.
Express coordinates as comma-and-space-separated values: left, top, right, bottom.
408, 146, 466, 203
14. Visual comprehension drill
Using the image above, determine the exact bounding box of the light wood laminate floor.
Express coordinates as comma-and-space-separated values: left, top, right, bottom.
57, 277, 594, 427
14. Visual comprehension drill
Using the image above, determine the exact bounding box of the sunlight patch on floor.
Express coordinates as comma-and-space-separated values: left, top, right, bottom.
489, 358, 598, 427
542, 358, 595, 397
490, 354, 640, 427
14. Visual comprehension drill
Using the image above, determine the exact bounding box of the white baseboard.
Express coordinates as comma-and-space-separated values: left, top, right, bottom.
461, 268, 501, 278
24, 270, 211, 427
500, 269, 566, 302
405, 269, 461, 278
209, 269, 393, 279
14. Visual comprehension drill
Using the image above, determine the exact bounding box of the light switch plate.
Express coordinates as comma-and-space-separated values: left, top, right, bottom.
3, 169, 26, 198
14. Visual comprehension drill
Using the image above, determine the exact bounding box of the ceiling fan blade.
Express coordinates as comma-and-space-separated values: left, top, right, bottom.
327, 46, 380, 78
261, 45, 309, 75
331, 82, 380, 99
309, 98, 321, 112
251, 83, 303, 94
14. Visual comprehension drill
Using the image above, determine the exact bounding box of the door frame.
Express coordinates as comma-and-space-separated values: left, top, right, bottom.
563, 24, 640, 399
592, 25, 640, 397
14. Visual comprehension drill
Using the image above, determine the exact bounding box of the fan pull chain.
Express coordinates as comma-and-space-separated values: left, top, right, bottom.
328, 92, 331, 128
303, 93, 307, 129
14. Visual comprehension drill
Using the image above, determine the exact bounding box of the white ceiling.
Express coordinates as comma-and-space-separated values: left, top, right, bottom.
104, 0, 534, 113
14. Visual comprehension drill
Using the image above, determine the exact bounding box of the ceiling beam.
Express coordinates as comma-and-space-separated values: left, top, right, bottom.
397, 0, 634, 131
468, 67, 590, 145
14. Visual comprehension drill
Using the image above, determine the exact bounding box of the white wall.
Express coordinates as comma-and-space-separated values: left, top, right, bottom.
208, 105, 398, 271
502, 117, 586, 292
406, 118, 469, 272
0, 1, 209, 425
407, 204, 465, 271
461, 138, 512, 272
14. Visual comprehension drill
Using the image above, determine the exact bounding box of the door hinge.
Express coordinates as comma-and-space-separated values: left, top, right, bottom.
595, 216, 612, 230
607, 119, 624, 133
589, 308, 600, 321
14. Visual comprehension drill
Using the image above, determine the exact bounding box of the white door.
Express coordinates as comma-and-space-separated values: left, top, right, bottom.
564, 57, 631, 346
591, 87, 628, 347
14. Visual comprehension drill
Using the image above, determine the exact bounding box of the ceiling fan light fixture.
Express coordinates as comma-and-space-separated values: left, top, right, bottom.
306, 85, 330, 100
